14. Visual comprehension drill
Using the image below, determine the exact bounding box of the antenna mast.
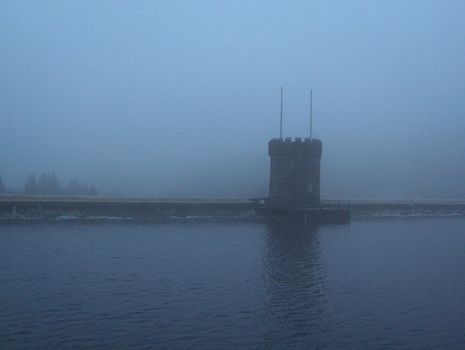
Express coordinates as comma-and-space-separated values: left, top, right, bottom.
280, 87, 283, 138
309, 89, 313, 140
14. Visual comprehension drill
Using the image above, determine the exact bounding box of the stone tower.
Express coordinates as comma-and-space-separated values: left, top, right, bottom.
268, 137, 322, 207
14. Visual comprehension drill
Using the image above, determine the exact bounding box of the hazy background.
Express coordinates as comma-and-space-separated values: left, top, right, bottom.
1, 0, 464, 199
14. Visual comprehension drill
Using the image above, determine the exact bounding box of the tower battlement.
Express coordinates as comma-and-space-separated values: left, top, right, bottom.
269, 137, 322, 156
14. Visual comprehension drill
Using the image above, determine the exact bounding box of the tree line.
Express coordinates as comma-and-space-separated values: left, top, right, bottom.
0, 173, 98, 196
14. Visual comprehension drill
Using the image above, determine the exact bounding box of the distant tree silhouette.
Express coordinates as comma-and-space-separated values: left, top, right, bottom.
0, 175, 5, 194
38, 173, 62, 195
24, 174, 38, 194
24, 173, 98, 195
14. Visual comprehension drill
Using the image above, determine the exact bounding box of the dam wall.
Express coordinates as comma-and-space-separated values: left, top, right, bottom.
326, 199, 465, 217
0, 196, 464, 222
0, 196, 255, 221
338, 199, 465, 211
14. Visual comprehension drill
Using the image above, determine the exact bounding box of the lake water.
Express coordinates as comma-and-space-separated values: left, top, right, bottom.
1, 217, 464, 349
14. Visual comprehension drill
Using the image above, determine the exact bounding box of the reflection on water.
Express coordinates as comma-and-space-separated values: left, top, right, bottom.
263, 223, 327, 348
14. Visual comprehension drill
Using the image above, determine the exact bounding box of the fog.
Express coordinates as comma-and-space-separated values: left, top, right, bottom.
1, 1, 464, 199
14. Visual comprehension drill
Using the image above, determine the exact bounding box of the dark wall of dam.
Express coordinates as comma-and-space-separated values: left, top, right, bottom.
1, 196, 463, 223
0, 197, 255, 220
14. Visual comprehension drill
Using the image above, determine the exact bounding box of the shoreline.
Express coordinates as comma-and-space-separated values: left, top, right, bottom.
1, 195, 464, 224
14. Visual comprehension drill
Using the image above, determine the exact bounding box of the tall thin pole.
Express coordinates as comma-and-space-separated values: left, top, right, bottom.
280, 87, 283, 138
310, 89, 313, 140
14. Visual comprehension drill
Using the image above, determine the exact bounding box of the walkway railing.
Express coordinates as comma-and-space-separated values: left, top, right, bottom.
320, 199, 351, 208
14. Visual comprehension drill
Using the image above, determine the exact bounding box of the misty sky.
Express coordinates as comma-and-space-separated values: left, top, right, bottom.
1, 1, 464, 199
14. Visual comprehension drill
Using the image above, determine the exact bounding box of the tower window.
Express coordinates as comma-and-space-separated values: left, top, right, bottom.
290, 161, 295, 170
308, 181, 313, 193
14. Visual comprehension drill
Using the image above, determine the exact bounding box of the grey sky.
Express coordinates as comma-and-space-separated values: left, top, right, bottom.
1, 1, 464, 198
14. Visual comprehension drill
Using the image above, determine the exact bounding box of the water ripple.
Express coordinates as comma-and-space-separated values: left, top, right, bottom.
1, 219, 465, 349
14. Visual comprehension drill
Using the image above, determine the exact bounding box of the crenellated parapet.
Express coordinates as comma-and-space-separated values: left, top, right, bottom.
268, 137, 322, 156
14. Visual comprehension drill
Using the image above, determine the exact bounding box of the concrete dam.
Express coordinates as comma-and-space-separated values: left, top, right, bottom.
1, 195, 464, 223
